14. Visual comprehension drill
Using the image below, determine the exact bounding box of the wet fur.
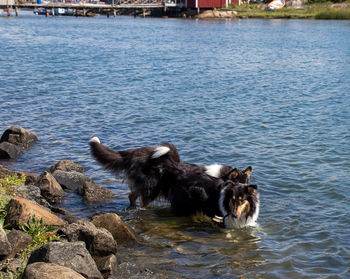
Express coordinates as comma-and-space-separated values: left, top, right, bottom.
89, 138, 258, 228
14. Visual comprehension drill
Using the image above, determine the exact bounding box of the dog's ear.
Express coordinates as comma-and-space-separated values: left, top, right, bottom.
223, 187, 235, 212
228, 168, 239, 180
245, 184, 257, 195
243, 166, 252, 179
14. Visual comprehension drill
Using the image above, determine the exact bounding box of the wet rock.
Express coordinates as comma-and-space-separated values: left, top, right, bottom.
80, 181, 115, 203
27, 241, 103, 279
0, 225, 12, 260
23, 262, 86, 279
5, 196, 66, 229
58, 219, 117, 257
48, 160, 85, 174
0, 142, 23, 159
94, 254, 118, 279
91, 213, 137, 244
52, 170, 91, 191
36, 172, 65, 203
6, 230, 32, 259
0, 126, 38, 149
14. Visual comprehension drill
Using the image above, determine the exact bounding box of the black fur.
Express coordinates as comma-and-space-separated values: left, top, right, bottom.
89, 138, 258, 227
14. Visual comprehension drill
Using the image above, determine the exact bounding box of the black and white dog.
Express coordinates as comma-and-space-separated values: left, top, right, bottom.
89, 137, 259, 228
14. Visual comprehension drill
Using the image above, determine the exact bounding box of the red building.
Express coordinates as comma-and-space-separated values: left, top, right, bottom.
185, 0, 239, 8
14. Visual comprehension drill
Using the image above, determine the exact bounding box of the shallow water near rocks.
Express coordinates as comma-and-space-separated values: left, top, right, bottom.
1, 13, 350, 278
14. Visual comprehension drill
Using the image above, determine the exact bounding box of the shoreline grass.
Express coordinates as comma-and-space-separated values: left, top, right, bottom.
221, 2, 350, 19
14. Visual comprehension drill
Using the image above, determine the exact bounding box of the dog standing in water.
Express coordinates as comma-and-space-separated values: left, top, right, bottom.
89, 137, 259, 228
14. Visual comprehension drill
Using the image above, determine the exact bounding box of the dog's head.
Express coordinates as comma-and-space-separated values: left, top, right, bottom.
221, 166, 252, 184
216, 181, 259, 228
205, 165, 252, 184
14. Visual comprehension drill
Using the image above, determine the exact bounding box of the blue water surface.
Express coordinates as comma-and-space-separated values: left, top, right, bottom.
1, 12, 350, 278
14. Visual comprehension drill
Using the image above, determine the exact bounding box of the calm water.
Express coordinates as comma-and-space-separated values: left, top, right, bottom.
1, 12, 350, 278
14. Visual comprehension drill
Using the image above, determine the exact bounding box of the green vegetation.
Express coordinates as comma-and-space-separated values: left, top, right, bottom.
223, 2, 350, 19
19, 215, 60, 250
0, 174, 26, 229
1, 175, 61, 279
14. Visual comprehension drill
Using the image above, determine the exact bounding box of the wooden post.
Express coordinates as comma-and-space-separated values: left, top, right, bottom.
142, 8, 146, 17
15, 6, 18, 16
83, 8, 86, 16
51, 7, 55, 16
113, 9, 116, 17
6, 0, 10, 16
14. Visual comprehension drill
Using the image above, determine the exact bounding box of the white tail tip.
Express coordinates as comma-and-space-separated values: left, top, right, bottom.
89, 137, 100, 144
151, 146, 170, 159
205, 163, 223, 178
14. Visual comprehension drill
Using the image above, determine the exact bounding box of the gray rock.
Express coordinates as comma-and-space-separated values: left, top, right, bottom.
58, 219, 117, 257
0, 126, 38, 149
48, 160, 85, 174
14, 184, 51, 208
27, 241, 103, 279
0, 141, 23, 159
0, 225, 12, 260
80, 181, 115, 203
23, 262, 86, 279
52, 170, 91, 191
36, 171, 65, 202
6, 230, 32, 259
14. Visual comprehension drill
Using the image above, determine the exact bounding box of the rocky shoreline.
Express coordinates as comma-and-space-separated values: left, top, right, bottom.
0, 126, 139, 279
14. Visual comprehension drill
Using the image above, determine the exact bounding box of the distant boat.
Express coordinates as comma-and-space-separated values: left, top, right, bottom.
33, 7, 66, 15
267, 0, 285, 10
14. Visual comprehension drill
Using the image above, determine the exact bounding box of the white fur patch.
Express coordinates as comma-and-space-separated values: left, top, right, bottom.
151, 146, 170, 159
89, 137, 100, 144
205, 164, 223, 178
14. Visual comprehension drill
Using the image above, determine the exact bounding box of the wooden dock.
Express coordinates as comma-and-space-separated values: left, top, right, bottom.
1, 0, 183, 17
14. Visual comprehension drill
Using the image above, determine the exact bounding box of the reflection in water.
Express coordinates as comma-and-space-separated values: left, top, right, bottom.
115, 207, 264, 278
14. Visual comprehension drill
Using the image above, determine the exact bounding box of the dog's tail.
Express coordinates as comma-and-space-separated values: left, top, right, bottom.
89, 137, 125, 172
149, 143, 181, 165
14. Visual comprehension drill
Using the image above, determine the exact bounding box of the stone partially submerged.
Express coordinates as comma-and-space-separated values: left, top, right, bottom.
36, 171, 65, 203
0, 126, 38, 150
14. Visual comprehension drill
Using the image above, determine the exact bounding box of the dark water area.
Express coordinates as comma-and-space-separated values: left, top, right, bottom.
1, 12, 350, 278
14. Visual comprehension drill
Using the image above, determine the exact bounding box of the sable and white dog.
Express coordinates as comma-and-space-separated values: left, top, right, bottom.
89, 137, 259, 228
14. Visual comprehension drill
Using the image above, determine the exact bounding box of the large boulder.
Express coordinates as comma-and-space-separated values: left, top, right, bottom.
23, 262, 86, 279
52, 170, 91, 191
0, 225, 12, 260
79, 181, 115, 203
5, 196, 66, 229
48, 160, 84, 174
6, 230, 32, 259
91, 213, 137, 244
27, 241, 102, 279
58, 219, 117, 257
0, 142, 23, 159
36, 172, 65, 203
0, 126, 38, 149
